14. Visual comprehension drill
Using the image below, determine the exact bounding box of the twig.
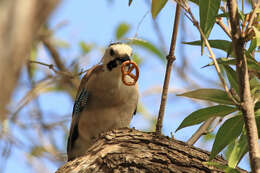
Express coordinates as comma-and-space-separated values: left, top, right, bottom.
216, 18, 232, 39
42, 37, 66, 71
227, 0, 260, 172
245, 1, 260, 35
156, 4, 181, 134
40, 34, 80, 92
29, 60, 74, 78
251, 0, 256, 8
187, 117, 215, 145
242, 0, 244, 14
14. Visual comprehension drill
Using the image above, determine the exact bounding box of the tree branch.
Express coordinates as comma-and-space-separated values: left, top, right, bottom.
156, 4, 181, 134
56, 128, 248, 173
187, 117, 216, 146
227, 0, 260, 172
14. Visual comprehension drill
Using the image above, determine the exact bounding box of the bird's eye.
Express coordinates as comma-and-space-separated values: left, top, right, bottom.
109, 49, 115, 56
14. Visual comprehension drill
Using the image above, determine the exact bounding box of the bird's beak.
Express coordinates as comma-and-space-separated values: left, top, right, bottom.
117, 55, 130, 64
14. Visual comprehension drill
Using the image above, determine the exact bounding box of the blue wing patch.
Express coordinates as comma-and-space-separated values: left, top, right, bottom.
73, 88, 89, 115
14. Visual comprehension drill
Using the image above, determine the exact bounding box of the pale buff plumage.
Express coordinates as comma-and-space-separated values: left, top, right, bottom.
67, 43, 139, 161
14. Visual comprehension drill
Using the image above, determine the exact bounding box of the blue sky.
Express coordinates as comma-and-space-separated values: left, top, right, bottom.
4, 0, 252, 172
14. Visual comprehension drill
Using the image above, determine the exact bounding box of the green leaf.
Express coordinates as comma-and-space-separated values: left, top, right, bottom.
203, 56, 260, 77
31, 146, 46, 157
217, 12, 229, 18
127, 38, 165, 62
228, 131, 248, 168
176, 105, 237, 131
151, 0, 167, 19
54, 39, 70, 49
202, 58, 236, 68
183, 40, 232, 55
177, 89, 234, 105
204, 162, 241, 173
253, 26, 260, 47
203, 132, 215, 142
210, 115, 244, 160
255, 109, 260, 136
248, 39, 257, 53
79, 41, 92, 54
132, 53, 143, 65
199, 0, 221, 54
115, 23, 130, 40
222, 65, 239, 93
28, 47, 38, 79
189, 0, 199, 5
247, 57, 260, 75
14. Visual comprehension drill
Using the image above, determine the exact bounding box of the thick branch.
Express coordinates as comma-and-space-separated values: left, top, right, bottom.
56, 128, 248, 173
227, 0, 260, 172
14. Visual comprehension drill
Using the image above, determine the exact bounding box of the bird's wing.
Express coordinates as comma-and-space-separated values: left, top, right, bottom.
67, 65, 103, 158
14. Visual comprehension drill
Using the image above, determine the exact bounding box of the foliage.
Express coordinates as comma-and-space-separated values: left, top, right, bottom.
146, 0, 260, 170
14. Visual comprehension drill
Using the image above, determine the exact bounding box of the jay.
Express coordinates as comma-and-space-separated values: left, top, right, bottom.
67, 42, 139, 161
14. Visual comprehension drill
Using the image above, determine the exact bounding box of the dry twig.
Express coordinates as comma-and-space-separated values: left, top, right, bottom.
156, 4, 181, 134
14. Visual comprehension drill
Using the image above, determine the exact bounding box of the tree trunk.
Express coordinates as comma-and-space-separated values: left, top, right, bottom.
56, 128, 247, 173
0, 0, 60, 120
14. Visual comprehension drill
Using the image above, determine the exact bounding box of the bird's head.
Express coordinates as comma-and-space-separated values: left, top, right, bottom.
102, 42, 132, 72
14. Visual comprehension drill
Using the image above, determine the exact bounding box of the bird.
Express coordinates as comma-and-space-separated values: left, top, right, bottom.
67, 42, 139, 161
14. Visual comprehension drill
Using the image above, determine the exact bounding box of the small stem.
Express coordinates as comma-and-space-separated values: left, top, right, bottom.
216, 18, 232, 38
156, 4, 181, 134
245, 2, 260, 35
242, 0, 244, 14
187, 117, 215, 145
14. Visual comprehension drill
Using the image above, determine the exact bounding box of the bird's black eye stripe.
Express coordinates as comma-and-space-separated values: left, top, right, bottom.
107, 59, 117, 71
110, 49, 115, 56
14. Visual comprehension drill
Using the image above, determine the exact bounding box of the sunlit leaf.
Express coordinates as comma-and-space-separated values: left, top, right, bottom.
253, 26, 260, 47
210, 115, 244, 160
79, 41, 92, 54
203, 132, 215, 142
228, 131, 248, 168
54, 39, 70, 49
151, 0, 168, 19
127, 38, 165, 62
28, 47, 38, 79
31, 146, 46, 157
177, 89, 234, 105
199, 0, 221, 54
132, 53, 143, 65
176, 105, 237, 131
115, 23, 130, 40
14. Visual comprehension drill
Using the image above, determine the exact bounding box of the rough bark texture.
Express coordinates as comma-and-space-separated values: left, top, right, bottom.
56, 128, 247, 173
0, 0, 60, 120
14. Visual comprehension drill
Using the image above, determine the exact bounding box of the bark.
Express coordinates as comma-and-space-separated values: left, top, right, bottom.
56, 128, 247, 173
0, 0, 61, 120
